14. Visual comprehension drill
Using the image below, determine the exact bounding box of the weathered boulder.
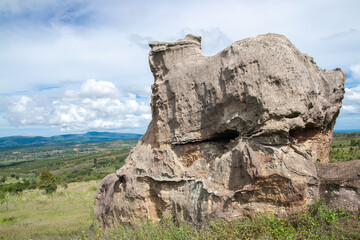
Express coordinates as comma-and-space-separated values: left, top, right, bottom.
95, 33, 347, 229
317, 160, 360, 214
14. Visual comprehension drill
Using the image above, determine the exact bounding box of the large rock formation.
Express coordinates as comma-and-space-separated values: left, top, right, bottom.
95, 33, 349, 229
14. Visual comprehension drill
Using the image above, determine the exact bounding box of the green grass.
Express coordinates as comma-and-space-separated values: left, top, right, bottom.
94, 199, 360, 240
1, 182, 359, 239
0, 181, 98, 240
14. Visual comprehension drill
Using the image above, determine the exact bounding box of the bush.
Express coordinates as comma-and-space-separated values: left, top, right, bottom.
39, 181, 57, 194
0, 176, 6, 183
37, 169, 57, 194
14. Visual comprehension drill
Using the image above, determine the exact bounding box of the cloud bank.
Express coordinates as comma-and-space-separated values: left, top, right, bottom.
4, 79, 151, 132
340, 63, 360, 114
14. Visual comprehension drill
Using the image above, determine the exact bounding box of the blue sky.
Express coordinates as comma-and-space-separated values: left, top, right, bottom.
0, 0, 359, 137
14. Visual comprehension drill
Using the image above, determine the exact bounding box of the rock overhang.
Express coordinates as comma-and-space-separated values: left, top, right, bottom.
148, 33, 345, 150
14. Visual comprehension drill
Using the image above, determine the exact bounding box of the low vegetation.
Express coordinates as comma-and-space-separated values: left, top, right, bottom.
0, 181, 98, 239
1, 184, 359, 239
330, 132, 360, 162
0, 139, 136, 198
96, 199, 360, 239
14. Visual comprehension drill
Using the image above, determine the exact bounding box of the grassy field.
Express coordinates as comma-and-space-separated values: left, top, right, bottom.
0, 181, 98, 240
1, 182, 359, 239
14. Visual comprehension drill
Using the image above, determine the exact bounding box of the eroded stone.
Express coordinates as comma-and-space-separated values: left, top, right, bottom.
95, 33, 348, 229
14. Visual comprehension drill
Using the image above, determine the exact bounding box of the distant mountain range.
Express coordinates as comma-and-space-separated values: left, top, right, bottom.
333, 129, 360, 133
0, 132, 142, 149
1, 130, 359, 149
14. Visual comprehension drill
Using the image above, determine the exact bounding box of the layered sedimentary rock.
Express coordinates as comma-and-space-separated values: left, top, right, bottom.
95, 33, 348, 229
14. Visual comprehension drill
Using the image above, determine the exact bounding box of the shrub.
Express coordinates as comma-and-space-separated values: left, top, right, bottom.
0, 176, 6, 183
37, 169, 57, 194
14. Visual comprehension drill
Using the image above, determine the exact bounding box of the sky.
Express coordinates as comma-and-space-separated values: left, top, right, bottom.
0, 0, 360, 137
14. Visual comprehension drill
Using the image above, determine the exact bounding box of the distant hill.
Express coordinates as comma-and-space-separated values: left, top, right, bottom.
0, 132, 142, 149
333, 129, 360, 133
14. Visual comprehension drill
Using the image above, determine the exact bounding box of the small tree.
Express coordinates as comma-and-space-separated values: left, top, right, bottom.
37, 170, 57, 194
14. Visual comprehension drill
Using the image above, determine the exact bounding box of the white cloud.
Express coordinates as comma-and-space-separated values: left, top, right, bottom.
4, 79, 151, 132
1, 0, 360, 95
350, 63, 360, 80
341, 86, 360, 115
345, 86, 360, 102
0, 25, 151, 94
6, 96, 51, 126
79, 79, 119, 98
341, 105, 359, 114
343, 63, 360, 88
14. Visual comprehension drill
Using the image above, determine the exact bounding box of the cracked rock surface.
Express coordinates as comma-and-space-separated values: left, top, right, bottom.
95, 33, 351, 229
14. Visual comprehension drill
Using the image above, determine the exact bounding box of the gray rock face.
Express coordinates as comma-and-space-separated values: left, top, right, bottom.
317, 160, 360, 214
95, 33, 347, 229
